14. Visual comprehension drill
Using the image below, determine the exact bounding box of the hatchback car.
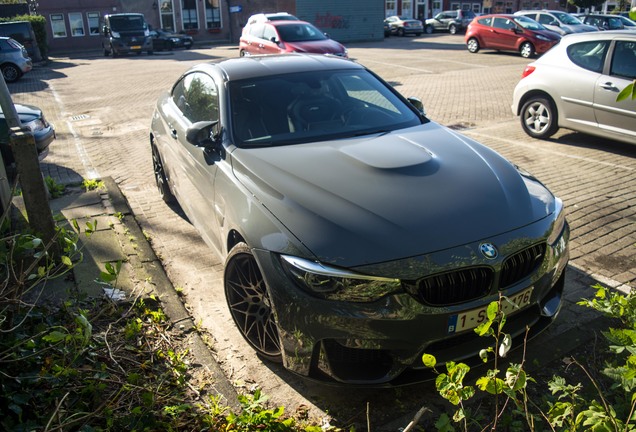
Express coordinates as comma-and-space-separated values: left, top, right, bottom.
150, 54, 569, 385
425, 10, 476, 34
384, 15, 424, 36
465, 14, 561, 58
580, 14, 627, 30
514, 10, 597, 35
512, 31, 636, 145
0, 103, 55, 166
0, 37, 31, 83
149, 28, 193, 50
239, 20, 347, 57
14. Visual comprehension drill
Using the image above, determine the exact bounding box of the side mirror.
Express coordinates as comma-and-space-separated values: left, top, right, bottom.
270, 36, 280, 44
186, 120, 220, 147
407, 97, 426, 116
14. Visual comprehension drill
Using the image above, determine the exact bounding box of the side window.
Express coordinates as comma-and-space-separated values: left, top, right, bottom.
537, 14, 553, 25
249, 23, 264, 38
477, 17, 492, 26
262, 25, 277, 42
610, 41, 636, 79
493, 17, 514, 29
567, 40, 609, 73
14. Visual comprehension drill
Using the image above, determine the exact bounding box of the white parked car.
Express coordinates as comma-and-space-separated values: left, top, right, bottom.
512, 31, 636, 145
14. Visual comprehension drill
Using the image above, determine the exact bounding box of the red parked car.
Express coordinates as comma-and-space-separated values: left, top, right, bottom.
465, 14, 561, 58
239, 20, 347, 58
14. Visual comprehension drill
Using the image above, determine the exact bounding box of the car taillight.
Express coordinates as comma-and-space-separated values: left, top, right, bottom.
521, 65, 536, 79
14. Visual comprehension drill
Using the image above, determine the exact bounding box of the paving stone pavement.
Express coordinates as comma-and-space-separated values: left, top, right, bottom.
6, 36, 635, 428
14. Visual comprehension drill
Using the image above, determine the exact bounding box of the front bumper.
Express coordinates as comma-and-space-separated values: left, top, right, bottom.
255, 216, 569, 385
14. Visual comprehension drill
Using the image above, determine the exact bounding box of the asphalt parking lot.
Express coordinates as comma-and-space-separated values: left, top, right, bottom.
8, 33, 636, 428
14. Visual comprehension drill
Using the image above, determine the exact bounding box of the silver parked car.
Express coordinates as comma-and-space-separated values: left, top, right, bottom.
151, 54, 569, 385
514, 10, 597, 35
512, 31, 636, 145
0, 37, 32, 83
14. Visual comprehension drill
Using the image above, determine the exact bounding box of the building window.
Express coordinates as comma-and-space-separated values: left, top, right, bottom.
386, 0, 396, 16
205, 0, 221, 29
161, 0, 175, 31
401, 0, 413, 16
87, 12, 100, 35
51, 14, 67, 38
451, 3, 460, 9
182, 0, 199, 30
472, 3, 481, 12
69, 12, 85, 36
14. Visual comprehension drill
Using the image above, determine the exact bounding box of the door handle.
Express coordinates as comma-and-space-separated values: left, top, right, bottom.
168, 123, 177, 138
599, 82, 619, 91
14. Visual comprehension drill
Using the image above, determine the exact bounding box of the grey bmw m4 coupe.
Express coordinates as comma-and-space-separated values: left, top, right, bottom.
150, 53, 569, 385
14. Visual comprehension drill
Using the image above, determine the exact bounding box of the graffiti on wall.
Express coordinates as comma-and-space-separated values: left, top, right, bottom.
315, 12, 351, 29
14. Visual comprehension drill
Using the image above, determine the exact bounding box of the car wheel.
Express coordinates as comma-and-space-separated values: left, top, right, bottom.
449, 24, 457, 34
151, 142, 175, 203
224, 242, 282, 362
397, 27, 405, 37
520, 97, 559, 139
425, 24, 433, 34
239, 49, 247, 57
520, 41, 534, 58
467, 38, 480, 53
1, 64, 21, 83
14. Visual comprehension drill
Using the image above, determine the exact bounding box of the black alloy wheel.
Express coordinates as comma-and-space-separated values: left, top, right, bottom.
224, 243, 282, 362
151, 142, 175, 203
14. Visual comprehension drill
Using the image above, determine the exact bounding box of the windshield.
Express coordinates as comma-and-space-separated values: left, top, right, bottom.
552, 12, 582, 25
110, 16, 147, 31
276, 23, 327, 42
618, 16, 636, 26
230, 69, 424, 148
515, 15, 547, 30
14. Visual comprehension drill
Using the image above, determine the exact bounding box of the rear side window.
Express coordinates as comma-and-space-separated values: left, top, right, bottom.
567, 40, 609, 73
610, 41, 636, 79
477, 17, 492, 26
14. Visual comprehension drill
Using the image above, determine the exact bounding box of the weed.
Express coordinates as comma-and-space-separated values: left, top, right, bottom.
82, 178, 104, 191
44, 175, 65, 198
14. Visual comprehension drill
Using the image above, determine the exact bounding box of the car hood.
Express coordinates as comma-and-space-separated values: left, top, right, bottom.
533, 29, 562, 40
562, 23, 597, 33
231, 123, 555, 267
0, 103, 42, 123
283, 39, 346, 55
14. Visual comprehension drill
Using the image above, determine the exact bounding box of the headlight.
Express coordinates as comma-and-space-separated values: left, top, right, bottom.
536, 35, 550, 41
111, 30, 120, 38
24, 118, 47, 133
170, 37, 180, 43
547, 197, 566, 245
281, 255, 402, 302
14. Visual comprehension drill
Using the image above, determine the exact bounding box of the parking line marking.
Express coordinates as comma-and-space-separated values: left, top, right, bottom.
361, 59, 434, 73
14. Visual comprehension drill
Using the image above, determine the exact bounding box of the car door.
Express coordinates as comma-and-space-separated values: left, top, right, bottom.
242, 22, 264, 55
259, 23, 282, 54
593, 40, 636, 139
490, 17, 518, 50
161, 71, 225, 255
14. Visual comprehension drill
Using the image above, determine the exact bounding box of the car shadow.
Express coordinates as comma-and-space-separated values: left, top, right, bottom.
549, 131, 636, 157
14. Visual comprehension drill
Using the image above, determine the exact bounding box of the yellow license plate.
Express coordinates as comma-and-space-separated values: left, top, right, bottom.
131, 45, 141, 49
447, 287, 533, 334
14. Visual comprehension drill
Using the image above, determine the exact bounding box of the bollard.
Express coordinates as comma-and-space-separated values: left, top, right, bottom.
10, 126, 58, 255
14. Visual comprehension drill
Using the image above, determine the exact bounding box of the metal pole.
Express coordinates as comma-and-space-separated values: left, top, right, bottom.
0, 73, 19, 214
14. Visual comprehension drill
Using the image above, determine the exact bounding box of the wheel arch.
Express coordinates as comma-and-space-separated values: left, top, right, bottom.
516, 89, 556, 117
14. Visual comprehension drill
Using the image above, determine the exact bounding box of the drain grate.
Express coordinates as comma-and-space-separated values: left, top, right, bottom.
71, 114, 90, 121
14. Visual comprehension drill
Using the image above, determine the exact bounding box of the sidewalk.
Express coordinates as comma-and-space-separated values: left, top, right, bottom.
13, 176, 240, 409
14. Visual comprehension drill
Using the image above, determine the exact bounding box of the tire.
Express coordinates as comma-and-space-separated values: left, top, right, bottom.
397, 27, 405, 37
467, 37, 480, 53
239, 49, 247, 57
520, 41, 534, 59
1, 64, 21, 83
224, 242, 282, 362
519, 96, 559, 139
425, 24, 433, 34
151, 142, 175, 203
449, 24, 457, 34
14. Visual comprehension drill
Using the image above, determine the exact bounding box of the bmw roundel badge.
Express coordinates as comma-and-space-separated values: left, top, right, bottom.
479, 243, 498, 259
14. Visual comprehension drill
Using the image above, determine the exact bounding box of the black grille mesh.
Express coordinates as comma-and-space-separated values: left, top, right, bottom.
416, 267, 493, 306
500, 243, 546, 288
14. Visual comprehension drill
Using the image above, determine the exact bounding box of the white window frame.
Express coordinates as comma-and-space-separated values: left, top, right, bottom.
181, 0, 200, 30
87, 12, 100, 36
401, 0, 413, 17
160, 0, 176, 31
386, 0, 397, 17
51, 14, 67, 38
69, 12, 85, 37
